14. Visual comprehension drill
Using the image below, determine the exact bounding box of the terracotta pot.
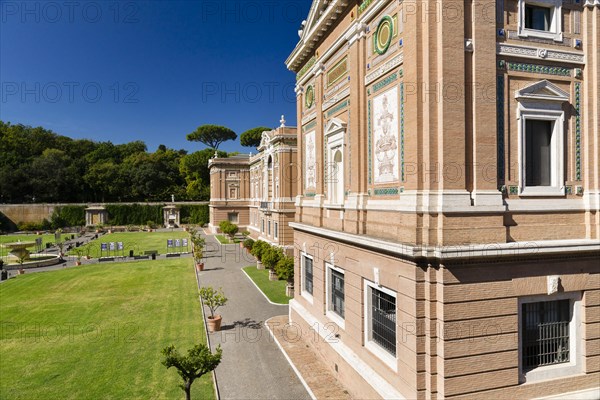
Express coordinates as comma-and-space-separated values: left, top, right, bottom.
207, 315, 222, 332
17, 269, 25, 275
257, 261, 264, 270
76, 261, 82, 266
196, 263, 204, 272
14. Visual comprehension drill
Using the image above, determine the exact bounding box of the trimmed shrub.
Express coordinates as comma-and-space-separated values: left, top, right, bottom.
50, 206, 86, 228
219, 220, 238, 240
262, 246, 284, 270
250, 240, 269, 262
275, 255, 294, 283
180, 204, 209, 226
105, 204, 164, 226
243, 238, 255, 251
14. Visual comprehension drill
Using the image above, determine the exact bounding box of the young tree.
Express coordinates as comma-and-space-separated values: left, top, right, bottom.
162, 343, 222, 400
219, 221, 238, 241
186, 125, 237, 150
239, 126, 271, 148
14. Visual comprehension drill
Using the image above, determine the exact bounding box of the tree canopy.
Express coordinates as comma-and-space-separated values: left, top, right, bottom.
186, 125, 237, 150
0, 121, 230, 204
239, 126, 271, 148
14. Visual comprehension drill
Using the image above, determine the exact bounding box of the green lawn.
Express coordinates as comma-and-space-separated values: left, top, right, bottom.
68, 231, 191, 258
0, 234, 56, 257
242, 266, 291, 305
214, 235, 241, 244
0, 259, 215, 400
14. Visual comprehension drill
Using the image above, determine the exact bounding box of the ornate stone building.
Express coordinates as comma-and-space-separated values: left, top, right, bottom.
209, 126, 298, 249
208, 154, 251, 232
286, 1, 599, 399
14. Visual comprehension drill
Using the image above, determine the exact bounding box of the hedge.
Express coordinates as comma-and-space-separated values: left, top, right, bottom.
50, 206, 86, 228
180, 205, 209, 226
105, 204, 164, 226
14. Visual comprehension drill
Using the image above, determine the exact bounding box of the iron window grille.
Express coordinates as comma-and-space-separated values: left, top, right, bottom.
330, 269, 345, 318
371, 287, 397, 356
522, 299, 570, 370
303, 256, 313, 295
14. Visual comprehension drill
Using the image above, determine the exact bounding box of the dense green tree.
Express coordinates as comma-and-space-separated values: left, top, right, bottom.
186, 125, 236, 150
239, 126, 271, 148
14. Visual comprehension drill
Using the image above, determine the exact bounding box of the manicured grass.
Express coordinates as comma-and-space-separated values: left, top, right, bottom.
0, 234, 57, 257
68, 231, 191, 258
214, 235, 241, 244
242, 266, 291, 305
0, 259, 215, 400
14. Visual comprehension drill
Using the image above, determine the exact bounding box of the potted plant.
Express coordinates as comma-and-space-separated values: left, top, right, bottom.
243, 238, 254, 254
240, 231, 250, 248
262, 246, 283, 281
251, 240, 268, 269
75, 249, 83, 266
85, 245, 92, 260
199, 286, 228, 333
189, 228, 206, 271
276, 255, 295, 297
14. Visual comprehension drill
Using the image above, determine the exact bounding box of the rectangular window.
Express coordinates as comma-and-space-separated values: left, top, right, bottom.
261, 219, 264, 233
525, 120, 553, 187
227, 213, 239, 224
522, 299, 570, 370
274, 222, 278, 239
370, 287, 397, 356
329, 268, 345, 318
302, 255, 313, 295
573, 10, 581, 34
268, 221, 271, 236
525, 5, 552, 31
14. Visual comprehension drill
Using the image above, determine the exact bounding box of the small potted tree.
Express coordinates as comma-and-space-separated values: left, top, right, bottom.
199, 286, 228, 333
189, 228, 206, 271
162, 343, 222, 400
74, 249, 83, 266
276, 255, 295, 297
262, 246, 283, 281
240, 230, 250, 248
251, 240, 268, 269
242, 238, 254, 254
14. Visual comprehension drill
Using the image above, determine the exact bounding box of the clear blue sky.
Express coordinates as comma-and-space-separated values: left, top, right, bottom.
0, 0, 309, 153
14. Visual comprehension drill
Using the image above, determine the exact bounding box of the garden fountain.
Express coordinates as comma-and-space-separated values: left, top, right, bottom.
1, 240, 61, 270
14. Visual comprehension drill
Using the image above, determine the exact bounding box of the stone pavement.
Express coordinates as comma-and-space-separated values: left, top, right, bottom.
197, 235, 310, 400
266, 316, 353, 400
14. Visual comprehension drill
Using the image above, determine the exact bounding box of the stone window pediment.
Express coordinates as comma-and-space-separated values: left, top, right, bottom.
515, 80, 569, 103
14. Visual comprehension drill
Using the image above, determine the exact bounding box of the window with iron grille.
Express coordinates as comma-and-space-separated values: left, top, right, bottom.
522, 299, 571, 370
302, 255, 313, 295
329, 268, 345, 318
370, 287, 397, 356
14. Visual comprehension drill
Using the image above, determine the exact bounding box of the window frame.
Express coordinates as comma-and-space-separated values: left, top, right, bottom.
517, 0, 563, 42
325, 263, 345, 329
518, 292, 582, 383
515, 81, 568, 197
364, 279, 398, 372
274, 222, 278, 239
300, 253, 314, 303
227, 212, 239, 224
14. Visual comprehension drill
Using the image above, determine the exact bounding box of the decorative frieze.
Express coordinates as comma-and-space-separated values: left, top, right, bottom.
327, 57, 348, 88
302, 111, 317, 126
323, 86, 350, 111
373, 187, 401, 196
302, 120, 317, 134
507, 62, 572, 77
497, 75, 505, 186
372, 72, 398, 94
575, 82, 582, 181
297, 56, 317, 81
326, 100, 350, 118
368, 100, 372, 184
358, 0, 374, 15
400, 82, 405, 182
365, 53, 404, 86
497, 44, 585, 64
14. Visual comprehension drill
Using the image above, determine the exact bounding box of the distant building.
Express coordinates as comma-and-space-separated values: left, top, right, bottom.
286, 1, 599, 399
209, 126, 298, 249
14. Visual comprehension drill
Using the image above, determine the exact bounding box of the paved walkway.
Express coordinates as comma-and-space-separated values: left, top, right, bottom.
197, 235, 310, 400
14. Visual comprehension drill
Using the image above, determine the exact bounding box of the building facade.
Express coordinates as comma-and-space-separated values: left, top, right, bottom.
208, 154, 251, 232
286, 1, 599, 399
247, 127, 298, 249
209, 126, 298, 249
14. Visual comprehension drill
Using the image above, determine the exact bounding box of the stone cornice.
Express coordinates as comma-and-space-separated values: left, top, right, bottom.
497, 43, 585, 65
290, 222, 600, 262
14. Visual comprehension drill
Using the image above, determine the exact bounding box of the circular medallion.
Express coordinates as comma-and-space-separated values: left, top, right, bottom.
305, 85, 315, 109
375, 16, 393, 55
